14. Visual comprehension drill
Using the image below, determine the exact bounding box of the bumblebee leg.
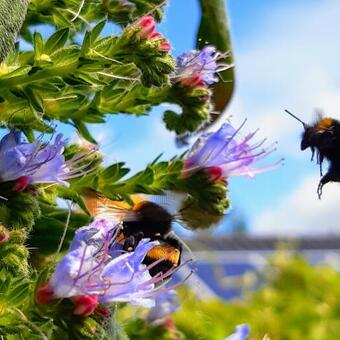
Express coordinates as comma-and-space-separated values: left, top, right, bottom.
123, 235, 136, 252
319, 162, 323, 177
317, 181, 324, 199
135, 231, 144, 244
317, 170, 337, 199
122, 232, 145, 252
317, 153, 324, 176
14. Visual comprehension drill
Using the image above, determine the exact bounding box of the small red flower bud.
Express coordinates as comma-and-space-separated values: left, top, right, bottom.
180, 72, 204, 87
136, 16, 156, 39
36, 283, 55, 304
206, 166, 224, 183
201, 94, 210, 102
164, 318, 176, 331
0, 225, 9, 243
71, 295, 98, 317
14, 176, 30, 192
163, 318, 180, 340
95, 305, 111, 318
150, 32, 161, 39
159, 40, 171, 52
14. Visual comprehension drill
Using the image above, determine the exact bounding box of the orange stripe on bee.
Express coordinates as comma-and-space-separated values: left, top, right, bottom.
316, 117, 334, 131
146, 245, 180, 266
116, 232, 125, 243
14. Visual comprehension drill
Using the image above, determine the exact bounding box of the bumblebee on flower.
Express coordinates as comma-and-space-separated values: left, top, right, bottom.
36, 218, 187, 317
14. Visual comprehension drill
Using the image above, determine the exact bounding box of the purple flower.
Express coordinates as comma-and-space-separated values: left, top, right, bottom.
184, 121, 283, 181
175, 46, 231, 87
147, 290, 179, 324
225, 324, 249, 340
0, 129, 97, 190
0, 130, 69, 187
49, 218, 182, 309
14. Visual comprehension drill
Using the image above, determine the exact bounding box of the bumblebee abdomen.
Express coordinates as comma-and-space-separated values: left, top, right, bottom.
143, 243, 181, 277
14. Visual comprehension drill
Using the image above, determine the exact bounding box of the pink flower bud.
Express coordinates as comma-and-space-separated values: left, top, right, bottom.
95, 305, 111, 318
150, 32, 162, 39
159, 40, 171, 52
71, 295, 98, 316
206, 166, 223, 182
0, 225, 9, 243
36, 283, 55, 304
180, 72, 204, 87
206, 167, 227, 184
136, 16, 156, 39
13, 176, 30, 192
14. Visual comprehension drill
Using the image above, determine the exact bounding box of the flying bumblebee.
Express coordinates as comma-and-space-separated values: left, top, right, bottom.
285, 109, 340, 198
84, 192, 185, 277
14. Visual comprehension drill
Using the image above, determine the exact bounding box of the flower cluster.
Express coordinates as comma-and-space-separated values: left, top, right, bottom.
134, 16, 170, 52
36, 218, 183, 316
0, 130, 95, 191
184, 121, 283, 183
175, 46, 231, 87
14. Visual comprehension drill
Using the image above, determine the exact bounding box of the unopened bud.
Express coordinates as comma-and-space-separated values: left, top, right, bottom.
71, 295, 98, 317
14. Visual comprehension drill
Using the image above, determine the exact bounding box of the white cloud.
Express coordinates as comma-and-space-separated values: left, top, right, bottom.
253, 174, 340, 236
220, 1, 340, 233
226, 0, 340, 157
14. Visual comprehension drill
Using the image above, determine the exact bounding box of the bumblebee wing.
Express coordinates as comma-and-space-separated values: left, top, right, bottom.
83, 192, 142, 220
138, 191, 186, 216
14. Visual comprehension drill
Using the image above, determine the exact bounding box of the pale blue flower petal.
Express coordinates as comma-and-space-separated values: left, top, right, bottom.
225, 324, 249, 340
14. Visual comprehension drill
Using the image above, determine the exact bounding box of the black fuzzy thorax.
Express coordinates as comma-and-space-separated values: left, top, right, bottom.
122, 201, 173, 238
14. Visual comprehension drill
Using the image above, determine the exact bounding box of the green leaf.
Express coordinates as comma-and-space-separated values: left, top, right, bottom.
6, 281, 29, 307
0, 66, 31, 80
100, 163, 129, 181
72, 119, 97, 144
90, 20, 106, 43
33, 32, 44, 59
44, 27, 69, 54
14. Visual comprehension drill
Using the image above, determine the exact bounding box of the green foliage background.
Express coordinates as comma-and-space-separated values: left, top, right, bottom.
117, 253, 340, 340
174, 253, 340, 340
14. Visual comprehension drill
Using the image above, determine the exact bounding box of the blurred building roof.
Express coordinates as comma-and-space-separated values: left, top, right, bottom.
178, 235, 340, 300
185, 235, 340, 251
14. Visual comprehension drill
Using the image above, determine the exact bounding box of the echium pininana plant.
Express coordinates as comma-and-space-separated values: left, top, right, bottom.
0, 0, 279, 338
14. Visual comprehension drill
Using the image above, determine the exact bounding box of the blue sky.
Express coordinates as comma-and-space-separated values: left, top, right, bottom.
224, 0, 340, 235
26, 0, 340, 236
90, 0, 340, 236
